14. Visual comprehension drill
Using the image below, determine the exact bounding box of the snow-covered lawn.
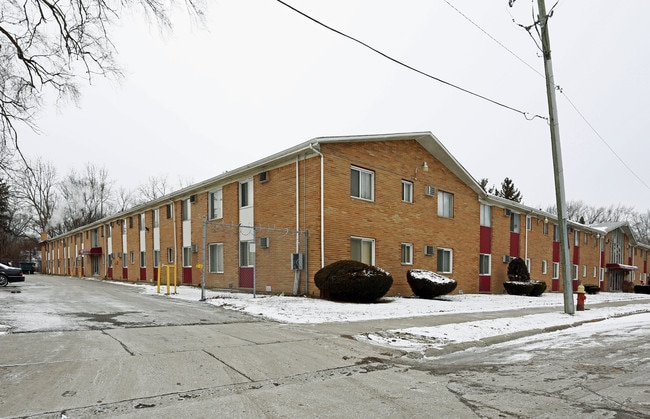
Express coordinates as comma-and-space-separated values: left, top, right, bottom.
137, 282, 650, 354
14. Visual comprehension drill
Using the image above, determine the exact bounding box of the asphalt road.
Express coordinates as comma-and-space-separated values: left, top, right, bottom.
1, 275, 649, 418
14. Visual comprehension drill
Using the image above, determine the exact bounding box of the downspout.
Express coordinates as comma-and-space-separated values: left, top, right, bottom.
293, 157, 300, 295
309, 143, 325, 268
171, 201, 178, 269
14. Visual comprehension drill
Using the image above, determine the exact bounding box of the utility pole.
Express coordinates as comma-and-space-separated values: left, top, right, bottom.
537, 0, 575, 314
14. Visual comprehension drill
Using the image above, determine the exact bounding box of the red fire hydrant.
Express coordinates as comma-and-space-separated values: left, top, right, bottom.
576, 284, 586, 311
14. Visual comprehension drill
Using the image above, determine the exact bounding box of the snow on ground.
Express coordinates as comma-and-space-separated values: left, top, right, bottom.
134, 281, 650, 355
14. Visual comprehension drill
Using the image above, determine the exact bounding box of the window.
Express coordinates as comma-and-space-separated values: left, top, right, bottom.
107, 224, 112, 238
584, 233, 589, 245
167, 248, 174, 263
526, 216, 532, 231
480, 204, 491, 227
140, 251, 146, 268
593, 266, 597, 278
401, 180, 413, 203
240, 182, 249, 207
510, 213, 520, 233
401, 243, 413, 265
552, 262, 559, 279
437, 248, 453, 273
438, 191, 454, 218
574, 231, 580, 246
153, 209, 160, 228
553, 225, 559, 241
572, 264, 578, 280
541, 260, 548, 275
582, 265, 587, 278
153, 250, 160, 268
123, 253, 128, 268
181, 199, 190, 221
543, 221, 548, 235
526, 258, 531, 273
351, 237, 374, 265
122, 219, 127, 235
140, 213, 145, 231
166, 204, 173, 219
183, 246, 192, 267
479, 254, 491, 275
209, 243, 224, 273
350, 166, 374, 201
129, 217, 133, 229
209, 189, 223, 219
239, 241, 255, 266
130, 251, 135, 265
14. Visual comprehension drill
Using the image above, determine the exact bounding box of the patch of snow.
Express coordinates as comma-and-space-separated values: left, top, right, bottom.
408, 269, 455, 284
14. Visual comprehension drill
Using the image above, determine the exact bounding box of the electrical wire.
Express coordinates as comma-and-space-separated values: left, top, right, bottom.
274, 0, 547, 122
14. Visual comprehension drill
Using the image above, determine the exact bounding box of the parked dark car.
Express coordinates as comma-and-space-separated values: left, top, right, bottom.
0, 262, 25, 287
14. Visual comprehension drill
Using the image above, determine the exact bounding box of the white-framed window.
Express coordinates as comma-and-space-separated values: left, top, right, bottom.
479, 254, 491, 275
153, 209, 160, 228
351, 237, 375, 265
183, 246, 192, 267
582, 265, 587, 278
350, 166, 374, 201
526, 258, 531, 273
541, 260, 548, 275
553, 225, 559, 242
401, 180, 413, 203
239, 241, 255, 267
526, 216, 532, 231
130, 251, 135, 265
437, 248, 453, 273
167, 248, 174, 263
153, 250, 160, 268
437, 190, 454, 218
543, 221, 548, 235
123, 253, 128, 268
107, 224, 112, 238
593, 266, 597, 278
584, 233, 589, 245
140, 213, 146, 231
209, 189, 223, 219
181, 199, 190, 221
122, 218, 127, 235
480, 204, 491, 227
600, 267, 605, 282
510, 213, 520, 233
209, 243, 224, 273
401, 243, 413, 265
572, 264, 578, 280
552, 262, 559, 279
140, 251, 146, 268
574, 231, 580, 246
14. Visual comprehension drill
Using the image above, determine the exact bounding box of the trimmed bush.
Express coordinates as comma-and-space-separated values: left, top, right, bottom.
528, 280, 547, 297
503, 281, 534, 296
314, 260, 393, 303
634, 285, 650, 294
406, 269, 457, 299
507, 257, 530, 281
583, 284, 601, 295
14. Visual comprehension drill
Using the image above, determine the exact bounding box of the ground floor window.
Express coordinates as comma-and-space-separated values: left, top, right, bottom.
479, 254, 490, 275
401, 243, 413, 265
209, 243, 224, 273
437, 248, 453, 273
183, 246, 192, 267
552, 262, 559, 279
239, 241, 255, 267
351, 237, 374, 265
153, 250, 160, 268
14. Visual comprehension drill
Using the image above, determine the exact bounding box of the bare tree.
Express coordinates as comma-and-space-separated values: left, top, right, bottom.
0, 0, 204, 161
137, 175, 172, 203
55, 163, 114, 232
115, 186, 136, 212
14, 158, 58, 235
630, 211, 650, 245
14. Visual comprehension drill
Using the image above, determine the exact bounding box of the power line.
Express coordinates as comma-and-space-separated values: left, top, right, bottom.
274, 0, 547, 122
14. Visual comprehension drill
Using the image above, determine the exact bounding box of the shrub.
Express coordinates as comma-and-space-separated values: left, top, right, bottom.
527, 280, 547, 297
507, 257, 530, 281
503, 281, 534, 296
634, 285, 650, 294
406, 269, 457, 299
583, 284, 600, 295
314, 260, 393, 303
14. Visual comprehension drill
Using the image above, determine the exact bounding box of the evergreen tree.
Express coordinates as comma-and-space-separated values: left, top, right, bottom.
497, 177, 522, 202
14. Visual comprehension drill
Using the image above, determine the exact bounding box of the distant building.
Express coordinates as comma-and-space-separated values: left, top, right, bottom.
40, 132, 649, 295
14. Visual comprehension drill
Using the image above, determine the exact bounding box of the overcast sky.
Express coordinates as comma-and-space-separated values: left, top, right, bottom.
18, 0, 650, 212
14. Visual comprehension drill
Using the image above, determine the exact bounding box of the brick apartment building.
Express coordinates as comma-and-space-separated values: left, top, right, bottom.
40, 132, 650, 295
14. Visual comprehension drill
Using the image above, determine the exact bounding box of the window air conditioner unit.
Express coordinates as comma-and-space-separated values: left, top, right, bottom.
425, 186, 436, 196
424, 245, 435, 256
291, 253, 304, 270
259, 237, 270, 249
504, 209, 512, 216
191, 244, 199, 253
258, 171, 269, 182
189, 194, 197, 203
503, 255, 510, 263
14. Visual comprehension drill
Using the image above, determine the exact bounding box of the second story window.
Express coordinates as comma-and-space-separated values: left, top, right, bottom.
437, 190, 453, 218
350, 166, 374, 201
401, 180, 413, 203
210, 189, 223, 219
480, 204, 491, 227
